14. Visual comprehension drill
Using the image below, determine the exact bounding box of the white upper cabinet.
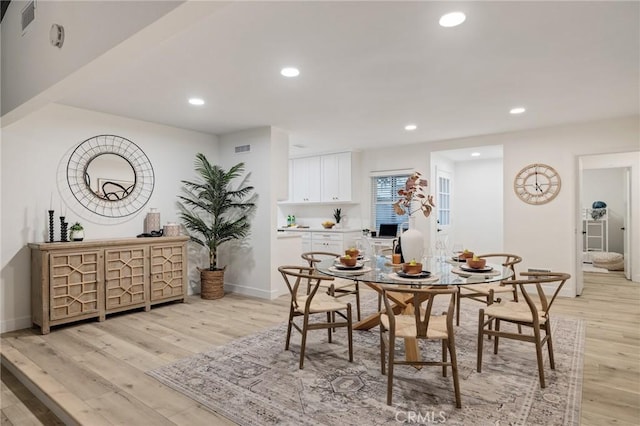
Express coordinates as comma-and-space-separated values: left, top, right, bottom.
291, 156, 321, 202
321, 152, 352, 202
288, 152, 353, 204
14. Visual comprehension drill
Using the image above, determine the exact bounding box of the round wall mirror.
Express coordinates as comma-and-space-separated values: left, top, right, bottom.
85, 153, 136, 200
67, 135, 154, 218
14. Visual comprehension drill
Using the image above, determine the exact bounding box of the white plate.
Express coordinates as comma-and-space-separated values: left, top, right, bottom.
333, 261, 365, 270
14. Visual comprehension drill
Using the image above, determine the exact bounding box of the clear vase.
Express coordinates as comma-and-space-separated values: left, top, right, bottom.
400, 216, 424, 263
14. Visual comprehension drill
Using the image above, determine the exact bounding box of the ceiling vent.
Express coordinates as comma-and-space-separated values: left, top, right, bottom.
21, 1, 36, 32
234, 144, 251, 154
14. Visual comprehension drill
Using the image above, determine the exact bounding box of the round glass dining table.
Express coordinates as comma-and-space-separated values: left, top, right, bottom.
316, 255, 514, 331
317, 255, 515, 363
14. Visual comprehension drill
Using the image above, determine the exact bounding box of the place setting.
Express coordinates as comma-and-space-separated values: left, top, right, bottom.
386, 260, 440, 283
451, 255, 501, 278
328, 251, 372, 274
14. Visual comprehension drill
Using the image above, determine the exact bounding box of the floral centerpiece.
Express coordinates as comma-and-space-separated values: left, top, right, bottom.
392, 171, 435, 218
391, 171, 435, 264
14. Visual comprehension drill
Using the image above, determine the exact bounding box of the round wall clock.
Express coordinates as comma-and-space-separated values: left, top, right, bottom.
513, 163, 561, 205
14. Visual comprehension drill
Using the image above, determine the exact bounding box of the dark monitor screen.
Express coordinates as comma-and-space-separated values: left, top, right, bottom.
378, 223, 398, 238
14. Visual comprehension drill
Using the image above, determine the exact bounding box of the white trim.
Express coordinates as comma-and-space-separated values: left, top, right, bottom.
369, 168, 413, 177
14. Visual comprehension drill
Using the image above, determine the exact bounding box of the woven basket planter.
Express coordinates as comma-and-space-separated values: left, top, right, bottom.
200, 268, 225, 300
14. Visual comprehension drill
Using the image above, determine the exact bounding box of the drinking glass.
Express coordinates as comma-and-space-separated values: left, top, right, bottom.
451, 242, 464, 259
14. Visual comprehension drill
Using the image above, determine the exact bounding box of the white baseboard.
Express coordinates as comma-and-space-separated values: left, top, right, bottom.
1, 315, 32, 333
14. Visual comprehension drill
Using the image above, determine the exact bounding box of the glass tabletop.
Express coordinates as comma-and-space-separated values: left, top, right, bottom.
316, 256, 514, 287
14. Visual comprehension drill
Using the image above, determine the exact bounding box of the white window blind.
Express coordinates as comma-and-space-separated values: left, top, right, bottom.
371, 174, 409, 233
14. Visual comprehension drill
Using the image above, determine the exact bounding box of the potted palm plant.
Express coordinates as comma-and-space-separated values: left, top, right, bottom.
178, 153, 257, 299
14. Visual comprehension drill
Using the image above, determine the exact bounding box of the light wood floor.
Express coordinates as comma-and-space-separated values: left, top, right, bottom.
1, 272, 638, 425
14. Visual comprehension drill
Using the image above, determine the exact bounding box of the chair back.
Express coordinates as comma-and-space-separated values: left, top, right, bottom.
510, 272, 571, 322
278, 265, 334, 310
476, 253, 522, 280
301, 251, 340, 268
380, 285, 457, 338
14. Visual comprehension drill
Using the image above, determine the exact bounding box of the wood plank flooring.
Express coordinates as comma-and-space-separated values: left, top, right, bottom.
1, 272, 638, 425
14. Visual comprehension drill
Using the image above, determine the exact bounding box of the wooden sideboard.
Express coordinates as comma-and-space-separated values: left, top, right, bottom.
29, 236, 189, 334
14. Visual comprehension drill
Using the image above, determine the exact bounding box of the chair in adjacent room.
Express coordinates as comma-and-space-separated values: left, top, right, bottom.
476, 271, 571, 388
278, 265, 354, 369
301, 251, 362, 321
455, 253, 522, 327
379, 284, 461, 408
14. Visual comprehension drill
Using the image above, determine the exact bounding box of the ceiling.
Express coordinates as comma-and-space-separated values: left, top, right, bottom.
57, 1, 639, 157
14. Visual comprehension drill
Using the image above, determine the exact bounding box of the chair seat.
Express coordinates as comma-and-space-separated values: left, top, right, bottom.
318, 278, 357, 291
380, 313, 448, 339
484, 301, 547, 324
296, 293, 349, 313
460, 282, 515, 295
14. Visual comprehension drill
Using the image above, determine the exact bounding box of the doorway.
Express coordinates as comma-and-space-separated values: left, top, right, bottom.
577, 152, 638, 294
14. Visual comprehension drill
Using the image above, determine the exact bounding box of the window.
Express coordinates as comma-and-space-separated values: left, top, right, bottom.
371, 174, 409, 233
437, 175, 451, 226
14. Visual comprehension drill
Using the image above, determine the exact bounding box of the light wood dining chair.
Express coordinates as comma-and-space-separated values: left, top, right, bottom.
379, 285, 461, 408
301, 251, 362, 321
477, 271, 571, 388
455, 253, 522, 326
278, 265, 353, 369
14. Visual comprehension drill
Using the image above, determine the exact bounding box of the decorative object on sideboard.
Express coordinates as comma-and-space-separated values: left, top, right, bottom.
69, 222, 84, 241
48, 210, 55, 243
163, 222, 180, 237
178, 153, 257, 300
59, 216, 68, 242
393, 171, 435, 263
144, 208, 161, 234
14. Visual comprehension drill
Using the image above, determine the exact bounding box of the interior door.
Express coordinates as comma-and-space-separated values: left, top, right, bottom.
623, 167, 631, 279
434, 166, 452, 258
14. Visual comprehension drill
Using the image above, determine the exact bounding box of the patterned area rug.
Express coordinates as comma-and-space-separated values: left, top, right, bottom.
148, 300, 584, 426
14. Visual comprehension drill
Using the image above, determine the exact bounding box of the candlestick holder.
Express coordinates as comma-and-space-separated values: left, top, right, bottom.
48, 210, 55, 243
60, 217, 68, 242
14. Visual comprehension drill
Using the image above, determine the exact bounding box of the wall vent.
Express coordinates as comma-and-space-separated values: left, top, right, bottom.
235, 144, 251, 154
21, 1, 36, 32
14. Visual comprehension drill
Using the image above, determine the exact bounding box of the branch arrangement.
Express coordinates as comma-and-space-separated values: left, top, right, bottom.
392, 171, 436, 218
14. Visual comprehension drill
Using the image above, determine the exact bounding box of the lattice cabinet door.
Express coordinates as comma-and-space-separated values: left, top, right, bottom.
150, 243, 186, 302
105, 246, 149, 312
49, 250, 101, 321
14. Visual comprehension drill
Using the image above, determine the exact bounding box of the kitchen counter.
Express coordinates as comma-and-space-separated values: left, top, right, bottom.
277, 227, 362, 234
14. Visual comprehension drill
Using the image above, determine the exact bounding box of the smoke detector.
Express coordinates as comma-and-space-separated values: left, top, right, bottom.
49, 23, 64, 48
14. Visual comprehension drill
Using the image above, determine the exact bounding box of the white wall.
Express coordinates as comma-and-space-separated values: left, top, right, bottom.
218, 126, 290, 299
1, 1, 183, 115
453, 158, 504, 254
0, 103, 218, 332
582, 168, 626, 253
361, 116, 640, 295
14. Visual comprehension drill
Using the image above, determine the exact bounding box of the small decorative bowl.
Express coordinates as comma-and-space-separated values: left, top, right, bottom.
322, 221, 335, 229
466, 258, 486, 269
402, 262, 423, 274
345, 248, 359, 258
461, 251, 474, 259
340, 256, 358, 267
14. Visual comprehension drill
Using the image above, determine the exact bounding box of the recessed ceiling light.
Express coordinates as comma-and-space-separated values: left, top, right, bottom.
471, 152, 481, 157
188, 98, 205, 106
510, 107, 526, 114
404, 124, 417, 131
281, 67, 300, 77
439, 12, 466, 27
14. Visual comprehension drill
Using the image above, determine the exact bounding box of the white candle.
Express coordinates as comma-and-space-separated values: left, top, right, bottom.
50, 193, 53, 210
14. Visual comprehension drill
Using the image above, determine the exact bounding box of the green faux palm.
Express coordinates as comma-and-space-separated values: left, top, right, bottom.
178, 153, 257, 270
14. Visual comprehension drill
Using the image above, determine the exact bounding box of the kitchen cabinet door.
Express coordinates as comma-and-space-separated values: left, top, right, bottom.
291, 157, 321, 202
321, 152, 352, 202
